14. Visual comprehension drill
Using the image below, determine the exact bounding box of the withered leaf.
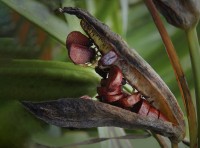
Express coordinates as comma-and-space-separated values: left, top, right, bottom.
22, 98, 182, 142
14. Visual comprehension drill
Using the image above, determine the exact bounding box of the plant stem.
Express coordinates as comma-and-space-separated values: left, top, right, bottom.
186, 27, 200, 147
152, 133, 169, 148
144, 0, 197, 147
171, 142, 178, 148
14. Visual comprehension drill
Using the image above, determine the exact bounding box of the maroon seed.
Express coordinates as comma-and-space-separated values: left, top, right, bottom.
68, 44, 95, 64
66, 31, 90, 49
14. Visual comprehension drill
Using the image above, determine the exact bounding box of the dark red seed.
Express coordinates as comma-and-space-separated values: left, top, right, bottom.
97, 87, 107, 96
138, 100, 150, 116
97, 86, 122, 96
66, 31, 90, 49
100, 79, 107, 87
69, 44, 95, 64
147, 106, 159, 119
118, 93, 141, 108
103, 93, 124, 103
96, 64, 169, 122
107, 66, 123, 88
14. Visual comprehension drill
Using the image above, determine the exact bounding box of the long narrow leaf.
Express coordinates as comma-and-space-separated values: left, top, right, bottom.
2, 0, 69, 44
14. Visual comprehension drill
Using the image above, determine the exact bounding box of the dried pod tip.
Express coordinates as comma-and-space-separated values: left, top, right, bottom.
66, 31, 95, 64
58, 8, 63, 13
54, 8, 64, 15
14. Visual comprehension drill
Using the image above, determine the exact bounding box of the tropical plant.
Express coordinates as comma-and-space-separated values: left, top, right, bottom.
0, 0, 199, 148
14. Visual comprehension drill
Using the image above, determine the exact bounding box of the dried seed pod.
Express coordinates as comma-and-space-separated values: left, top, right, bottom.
32, 7, 186, 142
153, 0, 200, 29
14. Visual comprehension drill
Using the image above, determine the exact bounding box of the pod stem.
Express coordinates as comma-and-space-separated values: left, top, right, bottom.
144, 0, 197, 147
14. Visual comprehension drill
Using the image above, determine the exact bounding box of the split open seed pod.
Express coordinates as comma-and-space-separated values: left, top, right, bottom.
22, 7, 186, 143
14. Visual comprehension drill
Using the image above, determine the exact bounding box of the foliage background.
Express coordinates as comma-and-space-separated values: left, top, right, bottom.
0, 0, 199, 147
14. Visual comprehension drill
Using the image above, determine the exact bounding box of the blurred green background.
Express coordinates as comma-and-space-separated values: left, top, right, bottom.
0, 0, 199, 147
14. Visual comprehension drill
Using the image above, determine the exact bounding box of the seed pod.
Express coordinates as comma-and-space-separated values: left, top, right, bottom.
153, 0, 200, 29
32, 7, 186, 142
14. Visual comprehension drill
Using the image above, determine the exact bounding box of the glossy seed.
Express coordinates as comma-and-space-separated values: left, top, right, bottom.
147, 106, 159, 119
66, 31, 90, 49
118, 93, 141, 108
69, 44, 95, 64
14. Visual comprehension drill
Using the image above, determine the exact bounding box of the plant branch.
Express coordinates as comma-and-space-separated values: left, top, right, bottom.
144, 0, 197, 147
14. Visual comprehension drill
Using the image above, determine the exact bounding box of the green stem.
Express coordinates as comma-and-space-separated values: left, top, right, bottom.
171, 142, 178, 148
186, 27, 200, 146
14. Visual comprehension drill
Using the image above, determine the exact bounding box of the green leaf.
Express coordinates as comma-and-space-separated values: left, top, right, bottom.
1, 0, 69, 45
0, 101, 45, 148
0, 59, 99, 101
120, 0, 128, 36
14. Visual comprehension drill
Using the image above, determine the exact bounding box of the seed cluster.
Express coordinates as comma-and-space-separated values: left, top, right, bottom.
66, 31, 168, 122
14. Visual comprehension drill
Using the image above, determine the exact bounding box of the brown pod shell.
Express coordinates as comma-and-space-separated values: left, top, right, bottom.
159, 111, 169, 121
